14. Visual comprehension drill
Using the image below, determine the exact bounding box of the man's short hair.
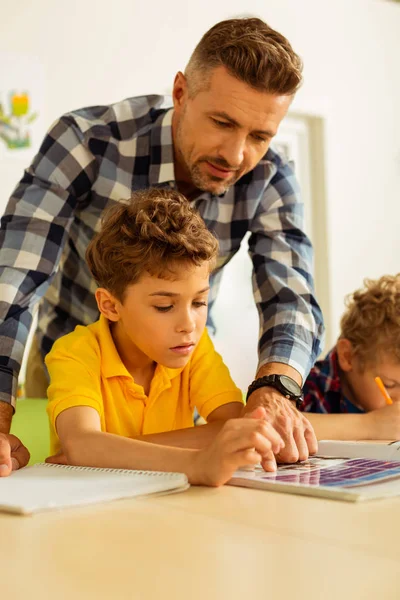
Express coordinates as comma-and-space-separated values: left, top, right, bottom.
86, 188, 218, 301
340, 274, 400, 367
185, 17, 303, 96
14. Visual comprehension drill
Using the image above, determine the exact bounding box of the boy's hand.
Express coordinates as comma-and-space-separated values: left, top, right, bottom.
45, 451, 68, 466
0, 433, 30, 477
189, 417, 284, 486
365, 403, 400, 439
245, 406, 280, 472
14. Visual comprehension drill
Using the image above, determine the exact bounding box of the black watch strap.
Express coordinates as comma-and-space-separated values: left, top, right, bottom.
246, 374, 304, 409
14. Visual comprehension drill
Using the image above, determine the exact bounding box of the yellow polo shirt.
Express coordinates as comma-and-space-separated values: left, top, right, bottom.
46, 315, 243, 454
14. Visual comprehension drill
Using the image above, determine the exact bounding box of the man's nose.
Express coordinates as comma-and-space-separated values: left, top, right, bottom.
218, 135, 246, 168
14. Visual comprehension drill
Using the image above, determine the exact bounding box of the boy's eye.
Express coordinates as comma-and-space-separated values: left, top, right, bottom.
383, 382, 396, 389
155, 306, 172, 313
193, 301, 207, 308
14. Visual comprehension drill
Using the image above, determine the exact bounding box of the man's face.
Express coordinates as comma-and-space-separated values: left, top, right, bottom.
172, 66, 292, 196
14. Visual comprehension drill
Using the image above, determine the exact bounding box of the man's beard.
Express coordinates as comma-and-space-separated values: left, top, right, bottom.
175, 117, 240, 195
189, 161, 238, 195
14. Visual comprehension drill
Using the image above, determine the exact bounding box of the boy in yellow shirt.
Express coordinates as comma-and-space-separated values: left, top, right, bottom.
46, 188, 283, 486
301, 274, 400, 440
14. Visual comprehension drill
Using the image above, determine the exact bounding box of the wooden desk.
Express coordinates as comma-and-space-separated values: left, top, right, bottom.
1, 484, 400, 600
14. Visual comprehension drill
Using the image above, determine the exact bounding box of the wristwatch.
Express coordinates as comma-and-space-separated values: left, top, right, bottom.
246, 374, 304, 409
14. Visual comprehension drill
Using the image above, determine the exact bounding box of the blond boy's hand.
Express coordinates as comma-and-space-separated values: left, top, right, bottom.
365, 403, 400, 440
189, 417, 284, 486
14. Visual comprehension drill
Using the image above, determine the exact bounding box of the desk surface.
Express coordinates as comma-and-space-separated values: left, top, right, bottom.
1, 484, 400, 600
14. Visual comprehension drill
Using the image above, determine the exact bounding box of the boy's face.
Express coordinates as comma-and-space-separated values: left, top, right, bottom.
172, 66, 292, 196
337, 339, 400, 411
100, 262, 210, 369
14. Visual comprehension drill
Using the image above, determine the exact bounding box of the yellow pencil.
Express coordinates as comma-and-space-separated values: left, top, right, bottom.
374, 376, 393, 405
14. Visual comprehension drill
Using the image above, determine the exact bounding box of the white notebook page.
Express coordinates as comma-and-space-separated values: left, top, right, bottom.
0, 463, 189, 515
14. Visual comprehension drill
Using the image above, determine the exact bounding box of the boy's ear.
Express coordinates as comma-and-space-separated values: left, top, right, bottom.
95, 288, 121, 322
337, 338, 354, 372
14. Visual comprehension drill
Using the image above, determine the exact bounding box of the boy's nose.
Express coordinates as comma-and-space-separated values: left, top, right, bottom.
177, 312, 196, 333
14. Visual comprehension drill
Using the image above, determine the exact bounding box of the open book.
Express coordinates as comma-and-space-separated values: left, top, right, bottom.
228, 453, 400, 502
0, 463, 189, 515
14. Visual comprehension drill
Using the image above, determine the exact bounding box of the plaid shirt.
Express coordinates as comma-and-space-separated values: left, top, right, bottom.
301, 347, 363, 414
0, 94, 324, 408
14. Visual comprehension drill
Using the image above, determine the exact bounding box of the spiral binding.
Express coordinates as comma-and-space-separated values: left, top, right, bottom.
35, 463, 182, 478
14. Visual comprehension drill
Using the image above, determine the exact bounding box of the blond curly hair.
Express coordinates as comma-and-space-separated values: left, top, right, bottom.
86, 188, 218, 301
340, 274, 400, 366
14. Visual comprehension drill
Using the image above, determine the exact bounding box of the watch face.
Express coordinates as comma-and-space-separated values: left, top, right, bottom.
279, 375, 302, 397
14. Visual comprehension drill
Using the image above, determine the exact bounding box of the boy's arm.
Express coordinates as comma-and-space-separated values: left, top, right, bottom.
133, 402, 243, 449
55, 405, 283, 485
304, 412, 370, 440
56, 406, 199, 473
306, 403, 400, 442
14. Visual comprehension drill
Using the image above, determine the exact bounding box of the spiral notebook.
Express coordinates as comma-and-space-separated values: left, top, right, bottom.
0, 463, 189, 515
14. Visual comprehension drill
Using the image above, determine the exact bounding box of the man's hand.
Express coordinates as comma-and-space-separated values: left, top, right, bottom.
0, 433, 30, 477
242, 386, 318, 470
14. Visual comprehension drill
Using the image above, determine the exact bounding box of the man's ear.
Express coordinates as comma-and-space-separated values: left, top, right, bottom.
172, 71, 188, 109
95, 288, 121, 322
337, 338, 354, 372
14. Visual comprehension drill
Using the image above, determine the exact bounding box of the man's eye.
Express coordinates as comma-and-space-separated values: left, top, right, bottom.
252, 134, 268, 143
212, 118, 230, 128
155, 306, 172, 312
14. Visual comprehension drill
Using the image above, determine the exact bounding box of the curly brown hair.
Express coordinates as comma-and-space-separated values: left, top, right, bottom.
340, 274, 400, 366
185, 17, 303, 96
86, 188, 218, 301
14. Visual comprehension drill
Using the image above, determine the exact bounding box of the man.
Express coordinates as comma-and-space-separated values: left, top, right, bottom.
0, 17, 324, 476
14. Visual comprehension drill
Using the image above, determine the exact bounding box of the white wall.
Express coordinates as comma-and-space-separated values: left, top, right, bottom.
1, 0, 400, 388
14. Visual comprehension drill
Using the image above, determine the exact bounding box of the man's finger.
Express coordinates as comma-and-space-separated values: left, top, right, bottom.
0, 436, 12, 476
292, 426, 309, 462
275, 431, 299, 464
303, 421, 318, 455
11, 443, 30, 470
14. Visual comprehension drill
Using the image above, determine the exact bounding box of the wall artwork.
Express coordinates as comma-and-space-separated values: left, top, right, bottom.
0, 53, 44, 158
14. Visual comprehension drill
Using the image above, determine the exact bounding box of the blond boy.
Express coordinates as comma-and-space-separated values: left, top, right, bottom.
301, 275, 400, 440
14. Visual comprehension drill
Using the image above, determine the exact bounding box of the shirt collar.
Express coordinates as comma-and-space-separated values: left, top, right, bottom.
97, 314, 184, 382
328, 348, 364, 414
147, 107, 229, 199
149, 108, 175, 186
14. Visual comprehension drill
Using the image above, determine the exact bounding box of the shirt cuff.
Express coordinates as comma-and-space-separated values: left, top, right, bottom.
0, 367, 17, 411
258, 341, 315, 382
